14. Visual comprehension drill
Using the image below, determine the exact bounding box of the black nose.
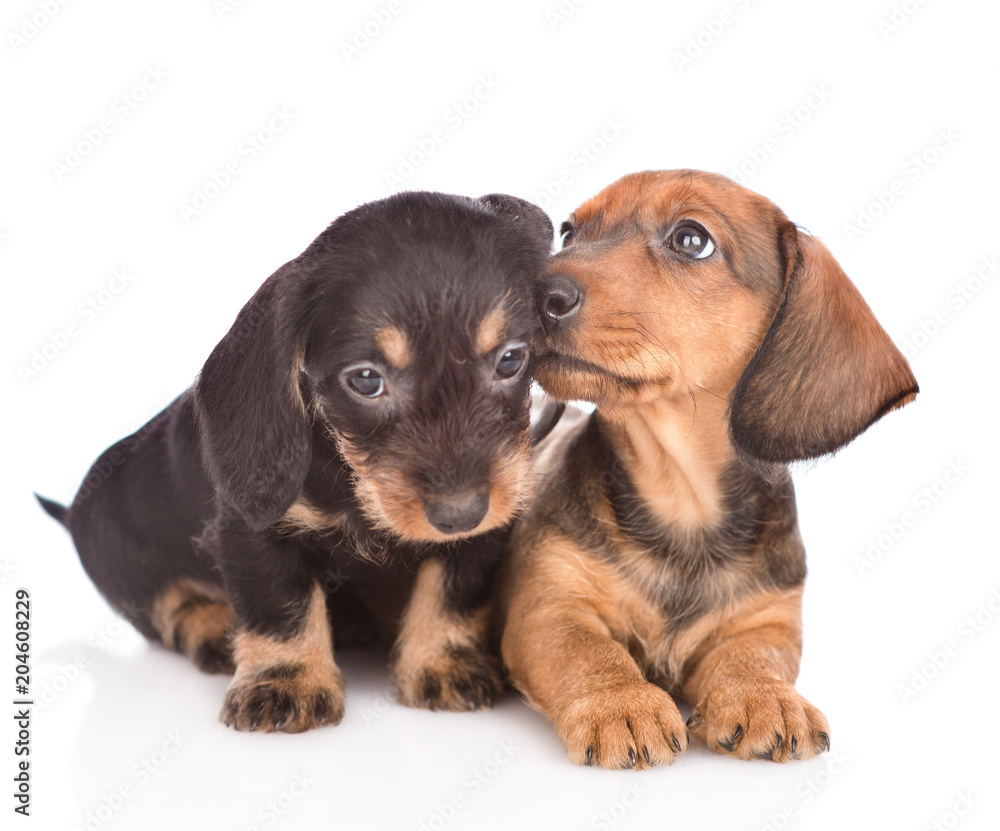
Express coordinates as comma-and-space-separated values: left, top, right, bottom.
539, 275, 583, 331
424, 490, 490, 535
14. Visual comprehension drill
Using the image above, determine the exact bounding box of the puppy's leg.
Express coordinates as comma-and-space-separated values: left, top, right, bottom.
501, 535, 687, 770
212, 516, 344, 733
391, 557, 503, 711
683, 586, 830, 762
150, 578, 235, 674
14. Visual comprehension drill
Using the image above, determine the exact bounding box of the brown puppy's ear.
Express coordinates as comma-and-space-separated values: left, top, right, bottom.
729, 223, 918, 480
194, 261, 312, 531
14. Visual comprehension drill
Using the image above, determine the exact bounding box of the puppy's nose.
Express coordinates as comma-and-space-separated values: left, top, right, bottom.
424, 489, 490, 535
539, 275, 583, 330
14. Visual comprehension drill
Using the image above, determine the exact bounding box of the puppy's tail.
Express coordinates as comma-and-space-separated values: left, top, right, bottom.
35, 494, 70, 529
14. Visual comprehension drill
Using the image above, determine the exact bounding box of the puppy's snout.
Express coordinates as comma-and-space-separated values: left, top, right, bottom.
423, 489, 490, 535
539, 275, 583, 332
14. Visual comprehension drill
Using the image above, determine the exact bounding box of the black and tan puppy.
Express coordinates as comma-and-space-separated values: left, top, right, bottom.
39, 191, 554, 733
498, 170, 918, 768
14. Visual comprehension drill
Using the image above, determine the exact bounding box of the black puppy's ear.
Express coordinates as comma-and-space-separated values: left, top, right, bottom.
194, 261, 312, 531
729, 223, 918, 481
477, 193, 554, 246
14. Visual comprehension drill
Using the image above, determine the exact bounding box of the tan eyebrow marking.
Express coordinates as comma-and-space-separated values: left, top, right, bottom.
375, 325, 411, 369
476, 307, 507, 355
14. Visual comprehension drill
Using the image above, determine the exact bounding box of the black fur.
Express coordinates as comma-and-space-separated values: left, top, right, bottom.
39, 191, 553, 680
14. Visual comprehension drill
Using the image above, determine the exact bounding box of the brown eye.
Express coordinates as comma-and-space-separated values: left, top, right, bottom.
669, 224, 715, 259
495, 347, 528, 380
344, 367, 385, 398
559, 221, 574, 248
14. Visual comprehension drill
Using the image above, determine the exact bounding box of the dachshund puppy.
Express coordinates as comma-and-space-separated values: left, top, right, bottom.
38, 191, 554, 733
498, 170, 918, 768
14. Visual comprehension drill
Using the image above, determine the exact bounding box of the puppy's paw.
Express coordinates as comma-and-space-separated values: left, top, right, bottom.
190, 630, 235, 675
688, 676, 829, 762
221, 661, 345, 733
392, 644, 504, 712
151, 579, 235, 675
555, 682, 688, 770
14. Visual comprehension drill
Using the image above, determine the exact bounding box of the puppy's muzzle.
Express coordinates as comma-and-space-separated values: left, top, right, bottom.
423, 489, 490, 535
539, 275, 583, 333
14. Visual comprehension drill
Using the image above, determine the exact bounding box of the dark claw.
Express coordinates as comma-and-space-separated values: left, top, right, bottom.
753, 746, 774, 760
790, 736, 798, 757
671, 734, 682, 753
626, 747, 636, 769
586, 746, 594, 766
686, 709, 702, 729
718, 724, 743, 753
643, 746, 651, 766
421, 673, 442, 709
313, 691, 333, 724
246, 707, 263, 731
775, 733, 783, 752
818, 732, 831, 753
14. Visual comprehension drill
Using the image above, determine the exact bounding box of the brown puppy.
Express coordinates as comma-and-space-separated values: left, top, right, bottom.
498, 170, 918, 769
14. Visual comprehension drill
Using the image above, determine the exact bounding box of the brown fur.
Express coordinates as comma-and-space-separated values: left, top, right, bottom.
221, 582, 345, 732
375, 325, 412, 369
475, 306, 508, 355
151, 579, 235, 674
682, 587, 829, 761
336, 430, 534, 545
500, 170, 916, 768
276, 499, 349, 537
392, 558, 503, 710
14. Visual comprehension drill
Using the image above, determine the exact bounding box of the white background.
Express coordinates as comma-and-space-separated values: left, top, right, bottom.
3, 0, 999, 829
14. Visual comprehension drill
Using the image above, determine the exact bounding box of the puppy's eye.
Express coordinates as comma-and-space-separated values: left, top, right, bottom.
559, 221, 575, 248
669, 224, 715, 259
344, 368, 385, 398
495, 347, 528, 380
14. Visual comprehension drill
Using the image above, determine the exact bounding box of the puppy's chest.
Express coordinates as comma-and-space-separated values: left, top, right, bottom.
297, 510, 429, 571
604, 505, 781, 689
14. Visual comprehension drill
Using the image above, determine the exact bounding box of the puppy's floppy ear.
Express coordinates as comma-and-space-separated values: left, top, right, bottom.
194, 261, 312, 531
477, 193, 554, 246
729, 223, 918, 480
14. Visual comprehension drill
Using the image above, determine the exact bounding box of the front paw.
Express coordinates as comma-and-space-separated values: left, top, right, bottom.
221, 661, 345, 733
392, 644, 503, 711
555, 682, 688, 770
688, 676, 830, 761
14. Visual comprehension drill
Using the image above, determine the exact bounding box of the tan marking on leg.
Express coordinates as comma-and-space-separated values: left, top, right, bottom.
500, 532, 685, 769
221, 583, 345, 733
275, 499, 348, 536
476, 306, 507, 355
392, 558, 502, 711
682, 586, 829, 761
151, 579, 235, 674
375, 325, 411, 369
